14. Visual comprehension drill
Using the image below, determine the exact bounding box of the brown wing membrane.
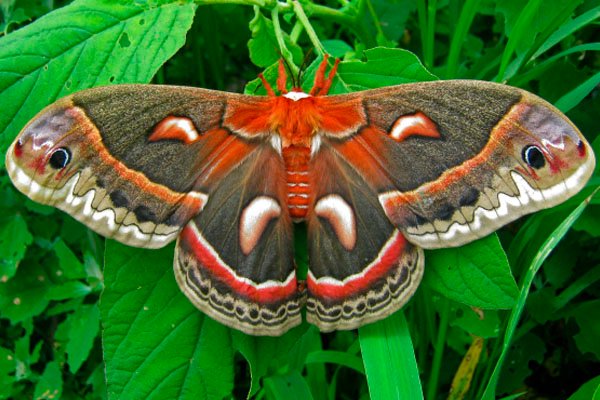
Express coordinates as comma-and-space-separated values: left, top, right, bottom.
306, 138, 424, 331
5, 85, 256, 248
174, 143, 303, 336
326, 80, 595, 249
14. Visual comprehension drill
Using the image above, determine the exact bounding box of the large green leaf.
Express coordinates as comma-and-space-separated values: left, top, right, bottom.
425, 235, 519, 309
0, 0, 196, 153
102, 241, 234, 399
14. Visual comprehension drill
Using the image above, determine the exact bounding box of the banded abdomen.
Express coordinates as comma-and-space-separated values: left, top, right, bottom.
283, 145, 311, 220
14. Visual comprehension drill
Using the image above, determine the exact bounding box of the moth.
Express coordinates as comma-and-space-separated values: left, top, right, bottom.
5, 57, 595, 336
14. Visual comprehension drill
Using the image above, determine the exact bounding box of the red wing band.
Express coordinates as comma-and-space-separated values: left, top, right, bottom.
174, 221, 302, 336
306, 230, 424, 331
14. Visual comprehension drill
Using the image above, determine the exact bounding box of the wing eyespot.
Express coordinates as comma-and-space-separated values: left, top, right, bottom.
522, 145, 545, 169
48, 147, 72, 169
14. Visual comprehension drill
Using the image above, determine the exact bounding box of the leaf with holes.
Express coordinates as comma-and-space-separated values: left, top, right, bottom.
0, 0, 196, 154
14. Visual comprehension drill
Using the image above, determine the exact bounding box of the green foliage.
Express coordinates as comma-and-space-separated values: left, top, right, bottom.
102, 241, 233, 399
0, 0, 599, 399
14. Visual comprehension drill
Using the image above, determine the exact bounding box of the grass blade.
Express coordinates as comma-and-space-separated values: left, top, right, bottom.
555, 71, 600, 112
532, 5, 600, 59
359, 311, 423, 400
510, 43, 600, 86
446, 0, 481, 78
480, 190, 598, 399
496, 0, 543, 81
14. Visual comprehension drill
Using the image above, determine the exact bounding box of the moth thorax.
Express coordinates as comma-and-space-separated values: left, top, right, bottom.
282, 145, 311, 220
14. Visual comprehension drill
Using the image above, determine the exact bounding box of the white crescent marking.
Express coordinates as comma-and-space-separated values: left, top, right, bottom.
315, 194, 356, 250
239, 196, 282, 255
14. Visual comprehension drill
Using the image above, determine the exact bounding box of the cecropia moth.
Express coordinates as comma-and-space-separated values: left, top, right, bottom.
5, 57, 595, 336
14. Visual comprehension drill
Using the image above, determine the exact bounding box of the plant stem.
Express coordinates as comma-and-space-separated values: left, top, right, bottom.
271, 6, 299, 75
417, 0, 427, 63
292, 0, 325, 55
364, 0, 386, 43
426, 299, 449, 400
289, 20, 304, 43
425, 0, 437, 68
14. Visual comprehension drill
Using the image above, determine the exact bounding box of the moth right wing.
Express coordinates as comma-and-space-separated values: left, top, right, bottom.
305, 138, 424, 331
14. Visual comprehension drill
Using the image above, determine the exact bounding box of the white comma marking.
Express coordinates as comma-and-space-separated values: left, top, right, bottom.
186, 221, 296, 289
239, 196, 282, 255
314, 194, 357, 250
389, 115, 422, 140
169, 117, 199, 143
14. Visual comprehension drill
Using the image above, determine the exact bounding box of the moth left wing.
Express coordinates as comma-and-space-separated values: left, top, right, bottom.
174, 143, 303, 336
306, 140, 424, 331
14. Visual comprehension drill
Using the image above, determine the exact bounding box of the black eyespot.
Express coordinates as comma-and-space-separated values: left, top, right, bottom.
49, 147, 72, 169
522, 145, 545, 169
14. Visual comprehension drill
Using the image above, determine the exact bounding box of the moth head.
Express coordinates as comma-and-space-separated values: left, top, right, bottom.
5, 103, 85, 204
503, 102, 595, 202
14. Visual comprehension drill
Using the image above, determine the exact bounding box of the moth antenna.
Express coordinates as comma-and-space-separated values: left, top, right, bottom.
310, 54, 330, 96
278, 58, 292, 92
318, 58, 340, 95
297, 49, 314, 89
259, 73, 276, 97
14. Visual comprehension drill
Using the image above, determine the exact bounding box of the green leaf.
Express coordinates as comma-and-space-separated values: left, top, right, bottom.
246, 47, 435, 96
264, 371, 314, 400
67, 303, 100, 373
0, 0, 197, 153
496, 333, 545, 394
359, 311, 423, 400
425, 235, 519, 309
46, 281, 92, 301
33, 360, 63, 400
247, 9, 303, 68
532, 5, 600, 59
569, 300, 600, 359
0, 347, 16, 398
53, 238, 86, 280
567, 375, 600, 400
102, 241, 233, 400
232, 324, 312, 397
555, 70, 600, 113
495, 0, 582, 80
449, 303, 501, 339
329, 47, 436, 93
0, 261, 50, 323
305, 350, 365, 374
322, 39, 353, 58
0, 214, 32, 280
